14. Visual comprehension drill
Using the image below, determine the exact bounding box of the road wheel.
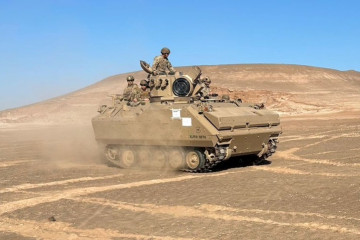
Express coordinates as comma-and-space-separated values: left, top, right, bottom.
119, 148, 136, 168
138, 148, 151, 168
152, 149, 167, 169
168, 149, 185, 169
185, 150, 205, 170
105, 145, 120, 166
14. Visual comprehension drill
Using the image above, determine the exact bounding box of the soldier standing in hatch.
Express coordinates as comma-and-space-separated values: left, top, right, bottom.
139, 79, 150, 101
152, 47, 176, 75
199, 76, 212, 98
123, 75, 140, 102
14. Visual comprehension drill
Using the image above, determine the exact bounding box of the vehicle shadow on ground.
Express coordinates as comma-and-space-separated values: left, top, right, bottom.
210, 156, 272, 172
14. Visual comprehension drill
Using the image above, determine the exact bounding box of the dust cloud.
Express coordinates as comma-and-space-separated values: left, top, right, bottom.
27, 124, 101, 169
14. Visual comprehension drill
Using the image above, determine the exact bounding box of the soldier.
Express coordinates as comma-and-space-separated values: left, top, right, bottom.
152, 47, 176, 75
199, 76, 211, 98
123, 75, 140, 102
139, 79, 150, 101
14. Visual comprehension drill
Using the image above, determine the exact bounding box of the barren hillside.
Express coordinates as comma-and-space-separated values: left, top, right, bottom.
1, 64, 360, 124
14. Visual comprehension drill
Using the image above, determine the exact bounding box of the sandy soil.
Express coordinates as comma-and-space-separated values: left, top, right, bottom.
0, 64, 360, 239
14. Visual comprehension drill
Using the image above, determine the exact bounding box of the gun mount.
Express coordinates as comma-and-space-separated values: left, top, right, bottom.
140, 60, 205, 102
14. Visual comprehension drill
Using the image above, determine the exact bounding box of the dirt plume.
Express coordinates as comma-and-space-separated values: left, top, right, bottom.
14, 124, 101, 169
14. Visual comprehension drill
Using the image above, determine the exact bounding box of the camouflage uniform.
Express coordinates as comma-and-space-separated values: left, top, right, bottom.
198, 76, 211, 98
139, 88, 150, 100
199, 86, 211, 98
152, 56, 175, 75
123, 84, 140, 102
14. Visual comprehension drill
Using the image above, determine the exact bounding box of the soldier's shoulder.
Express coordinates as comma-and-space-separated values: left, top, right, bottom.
154, 55, 162, 61
132, 84, 139, 89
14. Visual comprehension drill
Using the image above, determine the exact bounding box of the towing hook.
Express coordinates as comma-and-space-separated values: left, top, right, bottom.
257, 143, 269, 158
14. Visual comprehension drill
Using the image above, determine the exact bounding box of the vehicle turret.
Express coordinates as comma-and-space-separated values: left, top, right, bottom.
140, 61, 207, 103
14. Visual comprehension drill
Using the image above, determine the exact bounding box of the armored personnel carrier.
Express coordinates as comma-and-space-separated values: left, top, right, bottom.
92, 61, 281, 172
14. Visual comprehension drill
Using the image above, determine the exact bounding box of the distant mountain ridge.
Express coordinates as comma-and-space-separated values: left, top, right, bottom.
1, 64, 360, 124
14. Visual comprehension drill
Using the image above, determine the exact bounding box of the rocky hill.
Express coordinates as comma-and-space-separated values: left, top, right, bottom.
1, 64, 360, 124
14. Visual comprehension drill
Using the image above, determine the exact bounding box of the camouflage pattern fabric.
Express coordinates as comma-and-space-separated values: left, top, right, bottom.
152, 55, 175, 75
200, 86, 211, 97
123, 84, 140, 101
139, 88, 150, 100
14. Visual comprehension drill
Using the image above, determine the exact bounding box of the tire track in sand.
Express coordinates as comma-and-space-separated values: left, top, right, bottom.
0, 160, 35, 168
276, 148, 360, 167
198, 204, 360, 222
252, 166, 360, 177
276, 133, 360, 167
0, 172, 231, 216
0, 174, 124, 194
72, 197, 360, 236
0, 217, 196, 240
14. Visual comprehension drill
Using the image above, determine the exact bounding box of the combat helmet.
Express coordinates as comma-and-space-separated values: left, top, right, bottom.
161, 47, 170, 54
140, 79, 148, 86
126, 75, 135, 81
204, 76, 211, 85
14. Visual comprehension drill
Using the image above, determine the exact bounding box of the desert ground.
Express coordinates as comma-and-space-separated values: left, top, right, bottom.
0, 64, 360, 239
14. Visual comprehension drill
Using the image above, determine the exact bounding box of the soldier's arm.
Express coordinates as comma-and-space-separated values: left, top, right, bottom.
152, 57, 160, 75
122, 88, 130, 100
131, 85, 141, 102
168, 60, 176, 74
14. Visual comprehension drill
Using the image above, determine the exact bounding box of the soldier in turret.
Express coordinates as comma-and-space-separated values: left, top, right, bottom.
152, 47, 176, 75
123, 75, 140, 103
198, 76, 212, 98
139, 79, 150, 101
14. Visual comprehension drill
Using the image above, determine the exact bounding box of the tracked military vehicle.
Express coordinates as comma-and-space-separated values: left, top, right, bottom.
92, 61, 281, 172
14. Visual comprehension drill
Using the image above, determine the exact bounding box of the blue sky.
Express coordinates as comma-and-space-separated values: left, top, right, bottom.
0, 0, 359, 110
